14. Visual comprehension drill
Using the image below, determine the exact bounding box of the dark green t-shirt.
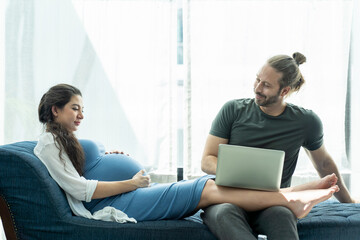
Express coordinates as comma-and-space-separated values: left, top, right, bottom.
210, 98, 323, 187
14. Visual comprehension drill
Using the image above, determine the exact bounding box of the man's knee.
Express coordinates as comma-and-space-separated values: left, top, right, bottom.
256, 206, 298, 230
262, 206, 297, 222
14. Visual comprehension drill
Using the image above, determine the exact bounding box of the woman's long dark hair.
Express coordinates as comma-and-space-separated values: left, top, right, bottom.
38, 84, 85, 175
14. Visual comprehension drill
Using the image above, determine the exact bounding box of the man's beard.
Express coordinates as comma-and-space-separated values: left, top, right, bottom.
254, 89, 281, 107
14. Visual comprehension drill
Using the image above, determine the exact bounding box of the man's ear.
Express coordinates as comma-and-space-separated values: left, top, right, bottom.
51, 106, 59, 117
280, 86, 291, 97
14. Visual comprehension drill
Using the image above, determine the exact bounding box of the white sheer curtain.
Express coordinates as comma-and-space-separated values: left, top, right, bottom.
0, 0, 5, 146
183, 0, 353, 184
71, 0, 178, 180
0, 2, 5, 239
1, 0, 358, 185
3, 0, 178, 180
349, 0, 360, 198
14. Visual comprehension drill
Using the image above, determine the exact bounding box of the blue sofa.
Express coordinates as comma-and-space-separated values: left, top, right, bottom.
1, 141, 360, 240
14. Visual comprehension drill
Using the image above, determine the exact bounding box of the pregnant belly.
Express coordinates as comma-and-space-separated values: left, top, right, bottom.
84, 153, 144, 181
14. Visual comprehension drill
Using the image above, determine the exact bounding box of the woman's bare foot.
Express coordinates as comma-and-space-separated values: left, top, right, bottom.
314, 173, 338, 189
285, 185, 339, 219
281, 174, 338, 193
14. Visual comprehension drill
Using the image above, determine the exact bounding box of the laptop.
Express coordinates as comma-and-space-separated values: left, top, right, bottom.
215, 144, 285, 191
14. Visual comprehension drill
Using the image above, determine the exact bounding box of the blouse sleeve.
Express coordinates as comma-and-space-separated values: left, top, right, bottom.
34, 135, 98, 202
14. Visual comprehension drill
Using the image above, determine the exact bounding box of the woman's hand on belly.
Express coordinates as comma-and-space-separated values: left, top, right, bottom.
132, 170, 151, 188
91, 170, 150, 199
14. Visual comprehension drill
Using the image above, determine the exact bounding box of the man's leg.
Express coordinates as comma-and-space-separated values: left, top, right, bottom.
250, 206, 299, 240
201, 203, 257, 240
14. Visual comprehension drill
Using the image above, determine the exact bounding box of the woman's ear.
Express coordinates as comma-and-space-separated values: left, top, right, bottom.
51, 106, 58, 117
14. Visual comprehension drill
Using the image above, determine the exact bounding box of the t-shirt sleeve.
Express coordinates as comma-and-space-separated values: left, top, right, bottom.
34, 137, 98, 202
209, 100, 236, 139
303, 111, 324, 151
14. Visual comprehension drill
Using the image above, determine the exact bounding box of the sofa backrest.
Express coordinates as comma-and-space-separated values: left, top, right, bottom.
0, 141, 72, 238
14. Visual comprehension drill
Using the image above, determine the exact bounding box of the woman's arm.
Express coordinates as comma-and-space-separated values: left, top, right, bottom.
35, 140, 98, 202
91, 170, 150, 199
35, 137, 150, 202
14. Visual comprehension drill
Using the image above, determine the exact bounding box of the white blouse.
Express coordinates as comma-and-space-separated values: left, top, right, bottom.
34, 132, 136, 223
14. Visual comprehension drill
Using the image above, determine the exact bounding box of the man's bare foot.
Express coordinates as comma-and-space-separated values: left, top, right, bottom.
285, 185, 339, 219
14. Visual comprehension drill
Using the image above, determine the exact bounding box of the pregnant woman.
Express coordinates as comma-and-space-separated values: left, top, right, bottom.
34, 84, 339, 223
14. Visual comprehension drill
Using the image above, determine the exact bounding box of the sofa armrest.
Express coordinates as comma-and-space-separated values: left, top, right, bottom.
0, 195, 18, 240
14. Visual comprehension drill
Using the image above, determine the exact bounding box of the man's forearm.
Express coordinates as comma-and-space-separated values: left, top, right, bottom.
317, 160, 354, 203
201, 155, 218, 175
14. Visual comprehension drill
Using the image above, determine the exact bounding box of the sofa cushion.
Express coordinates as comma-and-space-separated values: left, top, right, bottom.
298, 200, 360, 240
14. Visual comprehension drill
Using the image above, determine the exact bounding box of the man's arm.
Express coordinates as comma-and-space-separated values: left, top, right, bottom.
201, 134, 229, 175
305, 144, 355, 203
